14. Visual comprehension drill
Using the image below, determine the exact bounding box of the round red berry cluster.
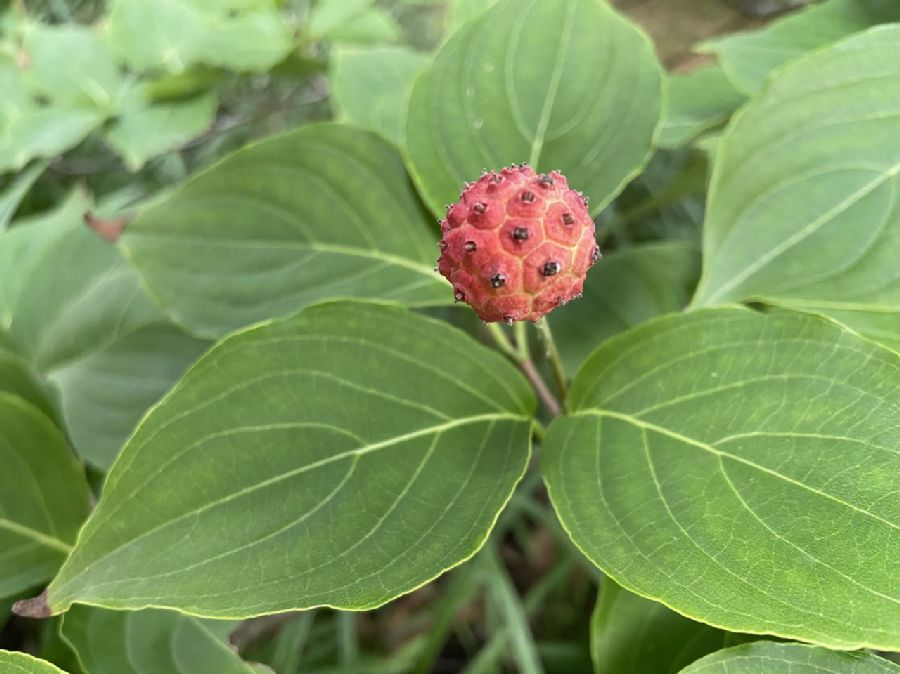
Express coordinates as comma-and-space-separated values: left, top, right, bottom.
437, 164, 599, 323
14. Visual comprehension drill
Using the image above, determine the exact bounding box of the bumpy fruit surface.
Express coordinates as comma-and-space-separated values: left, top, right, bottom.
437, 164, 599, 323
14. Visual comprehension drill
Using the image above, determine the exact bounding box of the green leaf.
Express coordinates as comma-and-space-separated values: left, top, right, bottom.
50, 322, 210, 469
0, 106, 105, 175
0, 160, 47, 231
330, 46, 428, 145
445, 0, 500, 34
193, 10, 293, 71
405, 0, 662, 216
591, 578, 740, 674
0, 333, 58, 423
22, 23, 123, 111
46, 301, 534, 617
692, 27, 900, 331
308, 0, 373, 37
549, 242, 700, 376
543, 308, 900, 649
61, 605, 255, 674
0, 393, 89, 598
326, 8, 401, 46
657, 67, 745, 149
0, 192, 209, 468
106, 90, 217, 171
0, 651, 68, 674
122, 123, 450, 338
105, 0, 292, 74
678, 642, 899, 673
700, 0, 900, 95
105, 0, 206, 73
812, 306, 900, 353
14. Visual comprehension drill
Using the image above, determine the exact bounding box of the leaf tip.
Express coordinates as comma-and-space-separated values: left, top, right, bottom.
12, 590, 53, 619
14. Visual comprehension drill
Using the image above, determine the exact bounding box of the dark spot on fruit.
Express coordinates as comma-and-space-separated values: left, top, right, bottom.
490, 273, 506, 289
503, 315, 515, 325
591, 246, 602, 264
542, 261, 561, 277
454, 289, 465, 302
521, 190, 536, 203
464, 240, 477, 252
512, 227, 529, 242
439, 241, 448, 251
473, 202, 487, 214
562, 213, 574, 226
539, 174, 553, 187
491, 173, 503, 184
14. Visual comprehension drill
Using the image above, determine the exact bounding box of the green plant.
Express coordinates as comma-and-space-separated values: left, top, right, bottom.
1, 0, 899, 672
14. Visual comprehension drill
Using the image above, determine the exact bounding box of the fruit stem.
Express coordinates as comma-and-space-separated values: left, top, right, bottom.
536, 319, 568, 403
486, 323, 518, 360
519, 359, 562, 418
487, 323, 562, 418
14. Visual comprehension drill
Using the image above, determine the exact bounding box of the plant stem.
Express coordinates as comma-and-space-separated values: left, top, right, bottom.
486, 323, 518, 360
519, 358, 562, 417
486, 322, 563, 418
536, 319, 568, 406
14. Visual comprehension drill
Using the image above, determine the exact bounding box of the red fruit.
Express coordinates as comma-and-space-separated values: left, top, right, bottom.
437, 164, 599, 323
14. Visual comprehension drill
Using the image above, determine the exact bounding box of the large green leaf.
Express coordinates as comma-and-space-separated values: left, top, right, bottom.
61, 606, 254, 674
692, 26, 900, 351
0, 393, 89, 599
700, 0, 900, 95
657, 67, 745, 150
591, 579, 745, 674
678, 642, 898, 674
0, 193, 208, 468
122, 123, 450, 338
543, 308, 900, 649
0, 651, 67, 674
405, 0, 662, 216
549, 242, 700, 376
330, 46, 428, 146
45, 301, 534, 617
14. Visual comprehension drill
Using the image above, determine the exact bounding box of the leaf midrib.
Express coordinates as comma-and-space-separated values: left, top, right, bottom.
123, 233, 440, 279
51, 412, 526, 601
573, 408, 900, 536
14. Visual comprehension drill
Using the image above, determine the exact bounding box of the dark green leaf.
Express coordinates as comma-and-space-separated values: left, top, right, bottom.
658, 67, 745, 149
0, 393, 89, 598
678, 641, 898, 673
591, 578, 740, 674
61, 605, 255, 674
692, 27, 900, 346
0, 192, 209, 468
406, 0, 662, 216
46, 301, 534, 616
549, 242, 700, 376
0, 651, 68, 674
544, 308, 900, 649
122, 123, 450, 337
700, 0, 900, 95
